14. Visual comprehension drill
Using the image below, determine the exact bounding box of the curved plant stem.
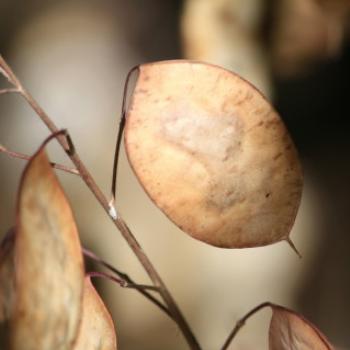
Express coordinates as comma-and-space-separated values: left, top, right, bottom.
111, 65, 139, 201
0, 142, 173, 320
0, 138, 175, 321
87, 271, 158, 291
87, 271, 129, 287
0, 143, 79, 175
221, 302, 272, 350
83, 247, 173, 319
0, 55, 201, 350
0, 88, 19, 95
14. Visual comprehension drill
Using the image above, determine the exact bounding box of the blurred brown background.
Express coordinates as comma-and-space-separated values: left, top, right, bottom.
0, 0, 349, 349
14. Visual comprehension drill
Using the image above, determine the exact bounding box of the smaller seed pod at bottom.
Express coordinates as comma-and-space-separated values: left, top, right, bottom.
124, 60, 303, 248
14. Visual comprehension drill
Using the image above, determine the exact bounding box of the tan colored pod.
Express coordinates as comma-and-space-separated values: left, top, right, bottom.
124, 60, 302, 248
269, 304, 334, 349
74, 278, 117, 350
12, 149, 84, 350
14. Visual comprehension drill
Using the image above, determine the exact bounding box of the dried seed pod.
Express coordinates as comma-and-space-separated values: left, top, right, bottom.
269, 304, 334, 349
74, 278, 117, 350
11, 149, 84, 350
125, 60, 302, 248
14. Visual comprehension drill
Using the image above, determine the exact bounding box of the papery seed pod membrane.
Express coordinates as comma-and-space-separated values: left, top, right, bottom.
269, 305, 334, 350
11, 149, 84, 350
74, 278, 117, 350
125, 60, 302, 248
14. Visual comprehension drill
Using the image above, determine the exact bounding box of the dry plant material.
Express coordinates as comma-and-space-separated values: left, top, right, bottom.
269, 305, 334, 349
181, 0, 271, 96
0, 55, 335, 350
74, 278, 117, 350
0, 55, 199, 350
0, 138, 119, 349
222, 302, 334, 350
272, 0, 349, 76
11, 148, 84, 350
125, 60, 303, 248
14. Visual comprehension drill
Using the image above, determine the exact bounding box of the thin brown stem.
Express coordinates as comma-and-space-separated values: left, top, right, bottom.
0, 57, 20, 86
111, 65, 139, 201
221, 302, 272, 350
0, 55, 201, 350
0, 143, 80, 175
87, 271, 158, 291
0, 88, 19, 95
88, 271, 128, 286
83, 247, 173, 319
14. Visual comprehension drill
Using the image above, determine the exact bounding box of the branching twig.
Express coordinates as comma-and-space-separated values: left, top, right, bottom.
221, 302, 272, 350
83, 247, 173, 319
0, 88, 19, 95
87, 271, 158, 291
0, 129, 179, 336
111, 65, 139, 201
0, 143, 79, 175
0, 55, 201, 350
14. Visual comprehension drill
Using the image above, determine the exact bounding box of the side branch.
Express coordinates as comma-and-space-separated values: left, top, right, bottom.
0, 143, 79, 175
87, 271, 158, 291
221, 302, 272, 350
111, 65, 139, 201
0, 88, 19, 95
83, 247, 173, 319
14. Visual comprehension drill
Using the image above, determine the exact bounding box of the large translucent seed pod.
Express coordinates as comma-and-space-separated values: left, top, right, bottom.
125, 60, 303, 248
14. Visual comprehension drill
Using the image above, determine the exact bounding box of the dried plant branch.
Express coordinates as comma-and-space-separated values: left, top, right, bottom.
0, 143, 80, 175
83, 247, 173, 320
111, 65, 139, 201
0, 58, 19, 86
221, 302, 272, 350
0, 88, 19, 95
0, 55, 200, 350
87, 271, 158, 291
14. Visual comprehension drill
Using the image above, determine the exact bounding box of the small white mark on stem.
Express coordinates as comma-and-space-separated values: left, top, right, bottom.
108, 198, 118, 220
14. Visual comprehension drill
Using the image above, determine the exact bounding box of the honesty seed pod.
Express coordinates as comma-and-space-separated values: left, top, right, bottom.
124, 60, 303, 248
